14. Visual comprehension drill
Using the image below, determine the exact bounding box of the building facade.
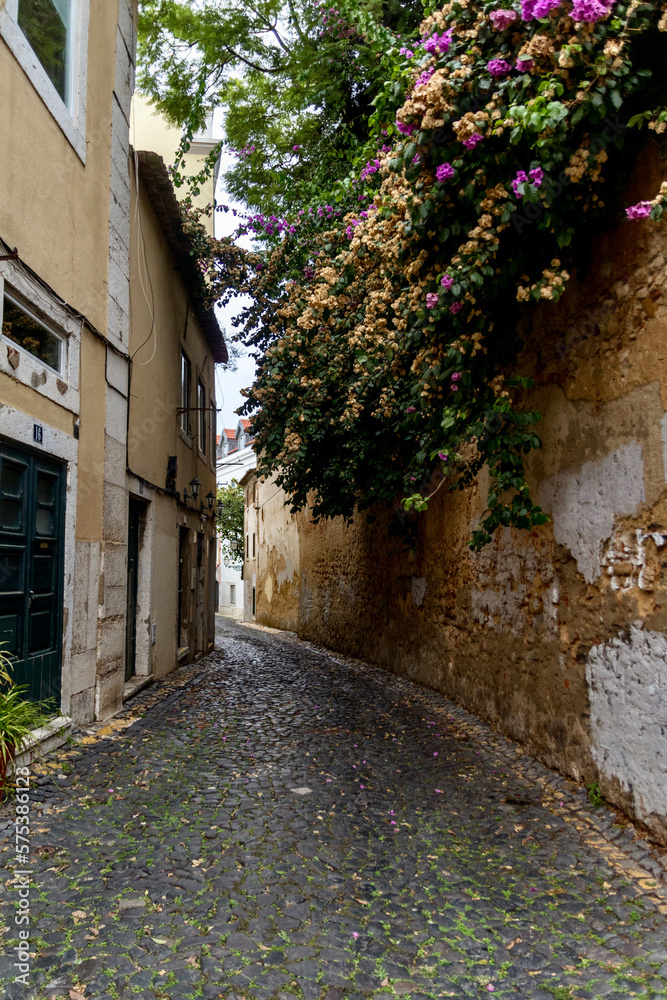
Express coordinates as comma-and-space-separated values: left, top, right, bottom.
127, 151, 225, 684
0, 0, 225, 728
0, 0, 137, 727
216, 420, 256, 619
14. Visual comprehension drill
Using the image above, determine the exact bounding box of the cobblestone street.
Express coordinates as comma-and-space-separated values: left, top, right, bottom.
2, 618, 667, 1000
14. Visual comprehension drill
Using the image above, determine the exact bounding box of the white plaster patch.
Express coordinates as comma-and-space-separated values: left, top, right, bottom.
539, 443, 645, 584
586, 627, 667, 823
602, 527, 667, 593
471, 527, 556, 634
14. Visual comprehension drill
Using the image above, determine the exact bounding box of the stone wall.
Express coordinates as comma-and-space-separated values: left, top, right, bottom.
253, 145, 667, 843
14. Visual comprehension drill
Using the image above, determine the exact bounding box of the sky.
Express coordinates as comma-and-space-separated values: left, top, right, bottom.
212, 147, 259, 434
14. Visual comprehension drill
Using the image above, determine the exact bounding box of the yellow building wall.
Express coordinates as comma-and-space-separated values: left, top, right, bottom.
128, 168, 217, 503
0, 1, 120, 334
131, 94, 218, 235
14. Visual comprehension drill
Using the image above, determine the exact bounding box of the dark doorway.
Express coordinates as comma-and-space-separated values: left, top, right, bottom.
178, 526, 189, 650
0, 440, 65, 706
125, 498, 141, 682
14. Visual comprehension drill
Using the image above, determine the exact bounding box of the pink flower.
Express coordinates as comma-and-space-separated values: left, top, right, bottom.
396, 120, 416, 136
487, 58, 513, 77
626, 201, 653, 220
515, 56, 535, 71
293, 144, 302, 151
521, 0, 562, 17
423, 29, 452, 56
441, 274, 453, 289
451, 385, 459, 392
406, 406, 416, 413
486, 987, 495, 994
352, 932, 360, 938
462, 133, 483, 150
489, 8, 518, 28
415, 68, 435, 88
450, 301, 462, 314
436, 163, 455, 182
529, 167, 544, 188
571, 0, 614, 20
426, 292, 440, 309
438, 452, 449, 462
451, 372, 461, 380
434, 752, 438, 757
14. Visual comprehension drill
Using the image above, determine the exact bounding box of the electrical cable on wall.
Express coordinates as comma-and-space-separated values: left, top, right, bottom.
130, 147, 157, 366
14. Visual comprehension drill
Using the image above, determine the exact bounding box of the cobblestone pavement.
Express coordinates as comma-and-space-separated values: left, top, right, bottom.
2, 617, 667, 1000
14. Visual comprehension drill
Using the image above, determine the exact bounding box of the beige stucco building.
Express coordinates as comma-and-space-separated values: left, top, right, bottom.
127, 150, 225, 687
0, 0, 225, 730
131, 93, 221, 236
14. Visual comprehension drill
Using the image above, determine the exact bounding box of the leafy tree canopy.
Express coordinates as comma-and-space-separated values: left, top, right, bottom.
181, 0, 667, 549
216, 481, 245, 560
138, 0, 425, 215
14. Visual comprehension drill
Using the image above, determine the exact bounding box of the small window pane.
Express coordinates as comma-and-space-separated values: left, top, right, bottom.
230, 584, 236, 605
36, 474, 55, 506
2, 297, 62, 372
2, 463, 24, 499
35, 507, 55, 536
17, 0, 72, 105
0, 499, 22, 531
0, 553, 23, 592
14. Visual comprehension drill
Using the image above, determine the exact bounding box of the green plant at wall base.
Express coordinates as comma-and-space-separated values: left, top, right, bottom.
179, 1, 667, 548
587, 782, 607, 808
0, 646, 57, 800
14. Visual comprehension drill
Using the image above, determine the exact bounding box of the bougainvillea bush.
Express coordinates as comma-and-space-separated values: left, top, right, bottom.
189, 0, 667, 548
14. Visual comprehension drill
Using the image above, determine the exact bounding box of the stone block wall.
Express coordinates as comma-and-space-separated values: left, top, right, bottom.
254, 147, 667, 843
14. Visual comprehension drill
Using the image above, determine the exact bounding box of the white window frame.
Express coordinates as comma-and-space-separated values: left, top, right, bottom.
0, 268, 80, 414
209, 395, 216, 472
1, 289, 65, 377
179, 350, 192, 444
197, 377, 207, 458
0, 0, 90, 162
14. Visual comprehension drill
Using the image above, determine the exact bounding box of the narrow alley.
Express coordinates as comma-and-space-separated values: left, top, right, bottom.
2, 619, 666, 1000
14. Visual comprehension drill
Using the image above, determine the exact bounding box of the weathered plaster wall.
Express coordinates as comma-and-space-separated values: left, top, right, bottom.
255, 146, 667, 841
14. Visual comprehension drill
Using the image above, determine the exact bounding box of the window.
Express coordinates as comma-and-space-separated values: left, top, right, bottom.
17, 0, 72, 106
197, 379, 207, 455
0, 0, 89, 160
245, 534, 249, 558
180, 352, 191, 436
230, 584, 236, 606
1, 294, 63, 373
252, 533, 256, 558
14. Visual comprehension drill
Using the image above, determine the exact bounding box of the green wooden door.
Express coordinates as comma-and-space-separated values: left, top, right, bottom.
125, 498, 140, 682
0, 441, 65, 706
